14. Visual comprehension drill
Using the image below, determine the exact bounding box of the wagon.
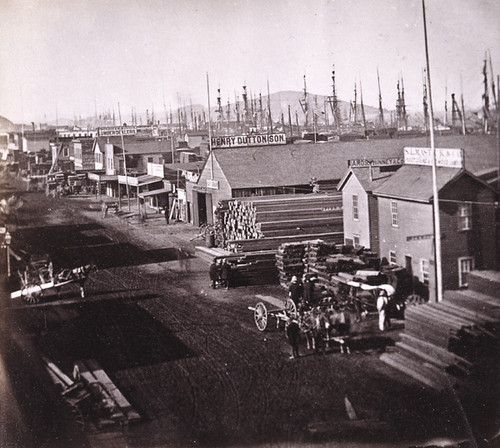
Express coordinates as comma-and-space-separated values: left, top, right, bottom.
11, 256, 97, 304
248, 298, 297, 331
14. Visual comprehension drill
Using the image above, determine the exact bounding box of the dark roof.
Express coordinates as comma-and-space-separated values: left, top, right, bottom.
95, 136, 172, 155
209, 134, 498, 190
372, 165, 465, 201
337, 167, 396, 192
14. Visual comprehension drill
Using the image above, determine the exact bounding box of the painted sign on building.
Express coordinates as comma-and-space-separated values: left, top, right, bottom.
211, 133, 286, 149
98, 126, 137, 137
147, 162, 164, 178
404, 147, 464, 168
207, 179, 219, 189
348, 157, 404, 168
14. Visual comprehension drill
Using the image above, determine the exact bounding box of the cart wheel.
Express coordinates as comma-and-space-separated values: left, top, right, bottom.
285, 299, 297, 318
254, 302, 268, 332
22, 283, 43, 304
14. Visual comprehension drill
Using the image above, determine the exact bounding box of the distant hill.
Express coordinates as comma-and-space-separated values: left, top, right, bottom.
0, 115, 17, 132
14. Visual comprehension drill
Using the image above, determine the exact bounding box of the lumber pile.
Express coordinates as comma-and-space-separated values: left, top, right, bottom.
276, 242, 307, 287
225, 251, 279, 286
44, 357, 140, 431
380, 270, 500, 392
214, 193, 344, 251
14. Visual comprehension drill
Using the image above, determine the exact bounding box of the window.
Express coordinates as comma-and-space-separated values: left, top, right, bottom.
63, 147, 69, 157
390, 201, 398, 227
458, 203, 472, 231
458, 257, 474, 287
352, 194, 359, 220
421, 259, 430, 285
353, 234, 360, 246
389, 250, 397, 265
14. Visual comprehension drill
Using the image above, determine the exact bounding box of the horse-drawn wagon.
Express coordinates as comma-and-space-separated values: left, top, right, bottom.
11, 254, 97, 304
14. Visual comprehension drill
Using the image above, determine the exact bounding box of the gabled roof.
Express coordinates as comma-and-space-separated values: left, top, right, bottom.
372, 165, 467, 202
337, 167, 396, 192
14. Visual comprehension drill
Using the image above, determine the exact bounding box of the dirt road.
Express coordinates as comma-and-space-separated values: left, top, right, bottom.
1, 188, 470, 448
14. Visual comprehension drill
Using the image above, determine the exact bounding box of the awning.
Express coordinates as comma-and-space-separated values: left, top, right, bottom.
88, 172, 118, 182
119, 174, 163, 187
138, 187, 172, 198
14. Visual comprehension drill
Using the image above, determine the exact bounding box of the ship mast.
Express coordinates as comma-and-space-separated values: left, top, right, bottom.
483, 53, 490, 133
377, 68, 385, 129
299, 74, 309, 128
267, 78, 273, 133
359, 80, 367, 137
242, 84, 249, 133
326, 65, 341, 134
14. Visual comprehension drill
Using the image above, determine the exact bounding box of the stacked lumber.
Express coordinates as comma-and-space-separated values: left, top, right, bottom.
380, 270, 500, 392
214, 193, 343, 251
275, 240, 369, 292
225, 251, 279, 286
276, 242, 307, 287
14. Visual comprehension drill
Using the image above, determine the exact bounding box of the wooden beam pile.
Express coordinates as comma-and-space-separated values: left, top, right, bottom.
214, 193, 344, 252
302, 240, 340, 290
276, 242, 307, 287
220, 251, 279, 287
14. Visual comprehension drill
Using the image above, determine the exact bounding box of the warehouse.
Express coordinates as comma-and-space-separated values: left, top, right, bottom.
372, 153, 497, 301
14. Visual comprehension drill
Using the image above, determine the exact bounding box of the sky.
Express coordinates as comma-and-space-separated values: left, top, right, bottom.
0, 0, 499, 124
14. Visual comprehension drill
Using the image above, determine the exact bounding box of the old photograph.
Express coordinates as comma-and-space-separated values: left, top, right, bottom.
0, 1, 499, 447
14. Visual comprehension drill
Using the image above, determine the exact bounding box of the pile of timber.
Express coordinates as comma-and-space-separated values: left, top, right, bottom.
214, 193, 344, 252
380, 270, 500, 392
223, 251, 279, 286
276, 242, 307, 287
275, 240, 371, 292
44, 357, 140, 430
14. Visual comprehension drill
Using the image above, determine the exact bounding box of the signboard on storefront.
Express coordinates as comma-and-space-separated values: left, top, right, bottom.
348, 157, 404, 168
98, 126, 137, 137
206, 179, 219, 189
147, 162, 164, 178
404, 147, 464, 168
211, 133, 286, 149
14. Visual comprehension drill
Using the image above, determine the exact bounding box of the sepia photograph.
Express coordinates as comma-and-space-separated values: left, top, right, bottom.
0, 1, 499, 447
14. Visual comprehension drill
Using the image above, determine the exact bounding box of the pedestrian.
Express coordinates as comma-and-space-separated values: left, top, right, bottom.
209, 258, 219, 289
303, 274, 317, 306
288, 275, 303, 308
164, 203, 169, 224
377, 289, 390, 331
101, 201, 108, 219
285, 317, 301, 359
220, 258, 230, 289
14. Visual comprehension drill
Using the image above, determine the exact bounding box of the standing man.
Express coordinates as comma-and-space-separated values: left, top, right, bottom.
209, 259, 219, 289
285, 317, 301, 359
220, 259, 231, 290
163, 202, 169, 224
288, 276, 303, 308
101, 201, 108, 219
377, 289, 390, 331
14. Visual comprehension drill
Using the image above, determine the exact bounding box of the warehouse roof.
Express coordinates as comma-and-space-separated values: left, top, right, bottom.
206, 133, 498, 190
337, 167, 397, 192
372, 165, 471, 202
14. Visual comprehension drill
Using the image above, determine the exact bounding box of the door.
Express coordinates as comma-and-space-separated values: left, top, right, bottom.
458, 257, 474, 288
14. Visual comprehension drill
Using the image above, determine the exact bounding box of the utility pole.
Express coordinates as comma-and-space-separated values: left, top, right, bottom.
117, 102, 130, 212
422, 0, 443, 303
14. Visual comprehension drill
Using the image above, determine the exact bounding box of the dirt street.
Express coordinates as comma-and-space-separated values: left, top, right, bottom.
1, 186, 470, 448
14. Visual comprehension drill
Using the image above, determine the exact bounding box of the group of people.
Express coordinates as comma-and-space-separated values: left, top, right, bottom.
209, 258, 231, 289
287, 274, 319, 311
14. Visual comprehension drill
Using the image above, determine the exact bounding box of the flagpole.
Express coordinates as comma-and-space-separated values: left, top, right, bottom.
206, 72, 213, 180
118, 102, 131, 212
422, 0, 443, 302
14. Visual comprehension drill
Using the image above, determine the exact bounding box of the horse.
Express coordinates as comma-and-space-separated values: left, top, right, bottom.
299, 302, 352, 354
55, 263, 98, 298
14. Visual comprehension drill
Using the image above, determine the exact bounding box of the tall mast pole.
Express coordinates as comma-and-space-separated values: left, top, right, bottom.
377, 68, 385, 129
422, 0, 443, 303
206, 73, 213, 180
267, 78, 272, 133
118, 102, 130, 211
359, 80, 367, 138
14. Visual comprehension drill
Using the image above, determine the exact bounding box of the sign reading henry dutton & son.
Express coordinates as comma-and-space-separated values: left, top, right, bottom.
404, 147, 464, 168
211, 133, 286, 149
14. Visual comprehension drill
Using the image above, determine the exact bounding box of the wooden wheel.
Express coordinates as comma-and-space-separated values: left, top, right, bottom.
21, 283, 43, 304
254, 302, 268, 332
285, 299, 297, 318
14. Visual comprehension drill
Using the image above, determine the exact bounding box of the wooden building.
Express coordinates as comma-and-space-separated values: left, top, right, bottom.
372, 163, 497, 300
